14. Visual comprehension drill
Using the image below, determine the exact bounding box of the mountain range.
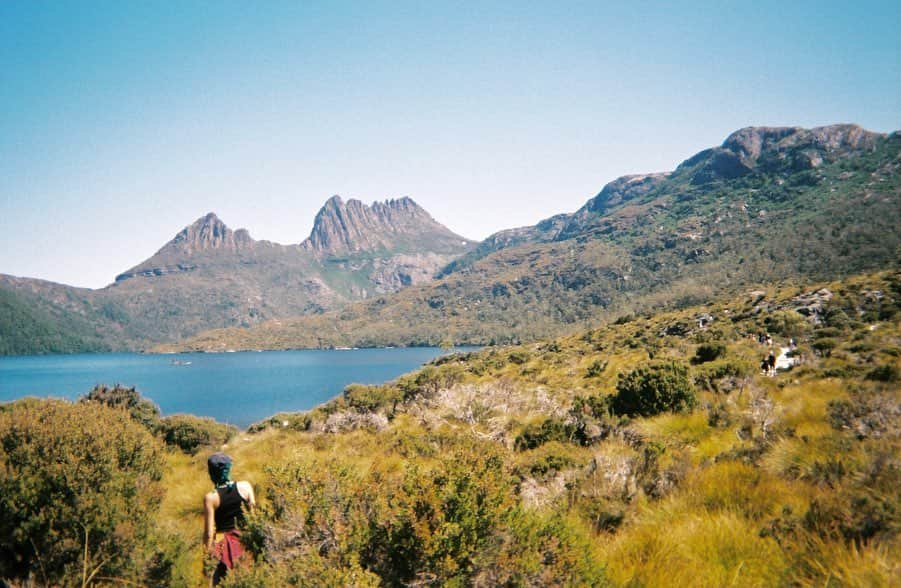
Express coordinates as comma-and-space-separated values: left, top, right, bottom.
2, 124, 898, 355
0, 196, 472, 354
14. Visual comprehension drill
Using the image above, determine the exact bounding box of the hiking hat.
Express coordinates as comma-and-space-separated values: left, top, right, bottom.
208, 452, 233, 485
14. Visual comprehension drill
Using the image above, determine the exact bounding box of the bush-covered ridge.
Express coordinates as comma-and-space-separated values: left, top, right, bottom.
162, 129, 900, 352
215, 270, 900, 585
1, 270, 898, 585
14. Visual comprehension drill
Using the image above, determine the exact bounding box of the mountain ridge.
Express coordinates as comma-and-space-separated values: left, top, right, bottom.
2, 123, 897, 355
164, 123, 900, 351
1, 195, 473, 354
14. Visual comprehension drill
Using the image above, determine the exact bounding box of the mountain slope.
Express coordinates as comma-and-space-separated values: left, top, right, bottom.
0, 282, 111, 354
156, 270, 899, 586
165, 124, 900, 351
0, 197, 473, 354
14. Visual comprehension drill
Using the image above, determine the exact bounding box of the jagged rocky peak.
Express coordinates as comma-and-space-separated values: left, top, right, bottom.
303, 195, 467, 255
163, 212, 255, 255
114, 213, 257, 282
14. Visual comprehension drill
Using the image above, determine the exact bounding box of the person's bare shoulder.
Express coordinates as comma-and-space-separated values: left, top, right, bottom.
204, 490, 219, 509
235, 480, 255, 505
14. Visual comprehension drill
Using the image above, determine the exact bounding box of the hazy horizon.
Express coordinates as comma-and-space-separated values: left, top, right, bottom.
2, 1, 899, 289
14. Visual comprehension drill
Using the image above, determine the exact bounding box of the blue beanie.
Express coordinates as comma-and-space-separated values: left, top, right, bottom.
208, 452, 233, 485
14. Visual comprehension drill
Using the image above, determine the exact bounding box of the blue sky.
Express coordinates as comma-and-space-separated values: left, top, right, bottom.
1, 1, 899, 288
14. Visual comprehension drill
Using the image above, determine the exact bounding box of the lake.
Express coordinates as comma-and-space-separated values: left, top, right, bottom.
0, 348, 465, 429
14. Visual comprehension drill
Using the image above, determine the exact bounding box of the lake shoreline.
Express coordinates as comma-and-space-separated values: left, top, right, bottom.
1, 347, 476, 429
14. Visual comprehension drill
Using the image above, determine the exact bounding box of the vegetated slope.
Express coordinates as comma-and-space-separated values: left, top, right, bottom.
0, 275, 131, 353
3, 270, 896, 585
0, 284, 112, 354
165, 124, 901, 352
152, 270, 898, 586
0, 197, 474, 355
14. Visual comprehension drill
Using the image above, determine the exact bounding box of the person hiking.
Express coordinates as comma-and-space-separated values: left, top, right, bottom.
203, 452, 256, 586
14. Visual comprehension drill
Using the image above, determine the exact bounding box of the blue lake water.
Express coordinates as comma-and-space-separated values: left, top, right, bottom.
0, 348, 465, 429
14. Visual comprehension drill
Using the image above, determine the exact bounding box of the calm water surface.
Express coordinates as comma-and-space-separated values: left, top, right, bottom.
0, 348, 464, 429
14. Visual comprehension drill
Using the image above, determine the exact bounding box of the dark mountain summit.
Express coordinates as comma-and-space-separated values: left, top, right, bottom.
303, 195, 470, 256
161, 212, 256, 254
115, 213, 266, 282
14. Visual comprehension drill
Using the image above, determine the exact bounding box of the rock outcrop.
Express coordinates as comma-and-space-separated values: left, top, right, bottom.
302, 195, 470, 257
684, 124, 885, 185
115, 213, 260, 282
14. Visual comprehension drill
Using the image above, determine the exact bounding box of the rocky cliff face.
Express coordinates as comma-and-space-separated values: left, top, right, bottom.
683, 124, 885, 185
303, 196, 470, 256
162, 212, 256, 255
115, 213, 262, 282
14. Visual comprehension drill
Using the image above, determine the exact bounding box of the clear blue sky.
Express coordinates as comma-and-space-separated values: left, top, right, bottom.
1, 1, 898, 288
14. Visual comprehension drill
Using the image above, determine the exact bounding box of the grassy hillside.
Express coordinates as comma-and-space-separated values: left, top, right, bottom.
131, 270, 899, 585
2, 270, 896, 585
162, 130, 900, 352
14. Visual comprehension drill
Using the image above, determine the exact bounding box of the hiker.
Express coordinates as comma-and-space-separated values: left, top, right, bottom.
766, 351, 776, 376
204, 452, 256, 586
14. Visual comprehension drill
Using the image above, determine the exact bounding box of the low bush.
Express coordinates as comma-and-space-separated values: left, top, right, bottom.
396, 364, 465, 401
0, 399, 167, 585
343, 383, 403, 414
692, 342, 726, 364
514, 417, 578, 451
585, 358, 608, 377
80, 383, 162, 431
609, 361, 696, 417
864, 364, 898, 382
158, 414, 237, 454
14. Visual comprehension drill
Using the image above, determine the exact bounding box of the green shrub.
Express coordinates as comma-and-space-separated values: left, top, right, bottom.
343, 383, 403, 414
865, 364, 898, 382
812, 338, 837, 356
585, 358, 608, 377
158, 414, 237, 454
508, 350, 532, 365
693, 358, 754, 393
80, 383, 161, 431
691, 342, 726, 364
764, 311, 809, 338
610, 361, 696, 417
396, 364, 465, 401
514, 418, 578, 451
0, 398, 166, 584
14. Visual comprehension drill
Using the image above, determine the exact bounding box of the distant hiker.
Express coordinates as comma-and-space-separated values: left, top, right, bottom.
204, 452, 256, 586
789, 338, 797, 350
765, 351, 776, 376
